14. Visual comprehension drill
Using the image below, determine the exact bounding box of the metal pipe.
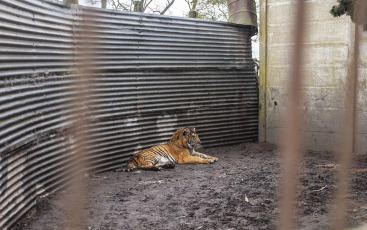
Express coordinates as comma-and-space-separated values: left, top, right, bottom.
227, 0, 258, 36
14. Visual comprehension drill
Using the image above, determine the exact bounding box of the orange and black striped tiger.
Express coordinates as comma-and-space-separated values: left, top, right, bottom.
121, 127, 218, 171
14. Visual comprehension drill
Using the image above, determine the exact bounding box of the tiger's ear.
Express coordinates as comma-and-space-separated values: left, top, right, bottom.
171, 132, 180, 141
193, 128, 196, 132
183, 129, 189, 136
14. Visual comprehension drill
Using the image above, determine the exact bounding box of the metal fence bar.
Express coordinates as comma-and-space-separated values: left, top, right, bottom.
330, 1, 366, 229
278, 0, 307, 229
62, 11, 98, 230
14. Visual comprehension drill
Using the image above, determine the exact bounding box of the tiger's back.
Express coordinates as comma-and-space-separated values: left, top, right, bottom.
126, 144, 177, 171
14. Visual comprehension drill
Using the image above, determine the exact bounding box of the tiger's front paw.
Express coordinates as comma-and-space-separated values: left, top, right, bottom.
207, 158, 218, 164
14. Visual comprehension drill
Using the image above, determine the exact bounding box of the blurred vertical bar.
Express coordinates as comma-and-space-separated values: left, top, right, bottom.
277, 0, 307, 229
330, 1, 366, 229
259, 0, 268, 142
63, 8, 97, 230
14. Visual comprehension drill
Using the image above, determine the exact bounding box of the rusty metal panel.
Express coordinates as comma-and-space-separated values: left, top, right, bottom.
0, 0, 258, 229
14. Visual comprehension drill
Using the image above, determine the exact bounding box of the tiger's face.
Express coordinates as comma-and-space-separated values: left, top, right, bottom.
182, 127, 201, 149
170, 127, 201, 149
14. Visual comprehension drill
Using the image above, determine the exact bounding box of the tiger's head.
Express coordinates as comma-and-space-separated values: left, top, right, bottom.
170, 127, 201, 149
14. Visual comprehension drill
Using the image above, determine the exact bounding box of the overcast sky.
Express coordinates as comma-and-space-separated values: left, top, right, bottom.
78, 0, 259, 59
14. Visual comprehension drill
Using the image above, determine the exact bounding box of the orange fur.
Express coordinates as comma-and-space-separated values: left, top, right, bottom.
125, 127, 218, 171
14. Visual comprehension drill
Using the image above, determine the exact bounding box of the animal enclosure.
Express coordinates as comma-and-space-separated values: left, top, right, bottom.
0, 0, 258, 229
1, 0, 366, 229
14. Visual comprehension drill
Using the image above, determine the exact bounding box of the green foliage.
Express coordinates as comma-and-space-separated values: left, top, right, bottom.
330, 0, 367, 30
196, 0, 228, 21
330, 0, 355, 18
184, 0, 227, 21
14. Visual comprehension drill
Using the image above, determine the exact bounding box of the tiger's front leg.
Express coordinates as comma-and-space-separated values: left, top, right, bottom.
193, 152, 218, 162
178, 155, 217, 164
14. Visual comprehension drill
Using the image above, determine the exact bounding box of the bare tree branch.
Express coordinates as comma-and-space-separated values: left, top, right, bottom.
160, 0, 175, 15
111, 0, 118, 9
118, 2, 130, 11
143, 0, 153, 12
184, 0, 192, 11
103, 0, 178, 15
217, 5, 228, 20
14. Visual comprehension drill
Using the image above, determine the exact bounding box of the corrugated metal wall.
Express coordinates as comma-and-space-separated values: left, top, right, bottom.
0, 0, 258, 228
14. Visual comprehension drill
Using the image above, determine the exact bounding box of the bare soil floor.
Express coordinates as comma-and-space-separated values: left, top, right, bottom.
14, 143, 367, 230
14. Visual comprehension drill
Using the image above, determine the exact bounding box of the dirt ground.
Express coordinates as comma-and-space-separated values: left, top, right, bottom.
14, 143, 367, 230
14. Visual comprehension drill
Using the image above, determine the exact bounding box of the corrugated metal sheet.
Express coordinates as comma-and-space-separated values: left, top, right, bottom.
0, 0, 258, 228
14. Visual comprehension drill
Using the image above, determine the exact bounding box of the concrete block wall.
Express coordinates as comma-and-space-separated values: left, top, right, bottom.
356, 33, 367, 152
259, 0, 367, 153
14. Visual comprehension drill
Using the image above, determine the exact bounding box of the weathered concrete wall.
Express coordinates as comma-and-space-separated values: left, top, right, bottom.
356, 31, 367, 152
260, 0, 366, 153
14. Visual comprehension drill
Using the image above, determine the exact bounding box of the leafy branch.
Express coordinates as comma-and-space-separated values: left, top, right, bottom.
330, 0, 367, 30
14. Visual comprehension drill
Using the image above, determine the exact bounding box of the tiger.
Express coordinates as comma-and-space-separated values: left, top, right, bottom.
119, 127, 218, 171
